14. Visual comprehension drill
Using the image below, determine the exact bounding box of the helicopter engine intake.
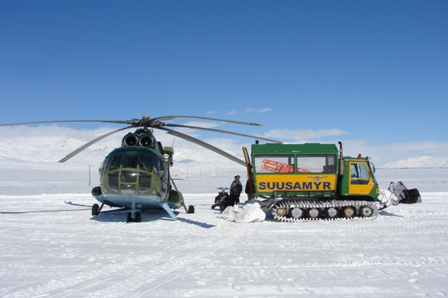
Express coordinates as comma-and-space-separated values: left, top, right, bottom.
122, 133, 139, 146
139, 134, 154, 147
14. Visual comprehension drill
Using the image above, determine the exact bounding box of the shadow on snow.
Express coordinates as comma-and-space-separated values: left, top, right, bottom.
90, 208, 216, 228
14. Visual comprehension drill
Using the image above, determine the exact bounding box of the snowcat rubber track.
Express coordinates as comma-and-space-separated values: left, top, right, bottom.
270, 199, 379, 222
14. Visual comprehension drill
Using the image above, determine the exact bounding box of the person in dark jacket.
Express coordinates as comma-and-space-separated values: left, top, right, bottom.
229, 175, 243, 204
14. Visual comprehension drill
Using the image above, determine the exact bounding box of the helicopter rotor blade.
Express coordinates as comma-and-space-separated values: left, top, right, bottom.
0, 120, 128, 127
1, 115, 275, 164
159, 127, 246, 167
58, 126, 133, 163
1, 115, 265, 129
164, 123, 281, 143
150, 115, 264, 127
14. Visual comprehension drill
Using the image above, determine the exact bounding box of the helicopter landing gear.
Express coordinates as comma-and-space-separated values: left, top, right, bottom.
126, 201, 142, 223
127, 211, 142, 223
91, 203, 104, 216
187, 205, 195, 213
161, 202, 177, 219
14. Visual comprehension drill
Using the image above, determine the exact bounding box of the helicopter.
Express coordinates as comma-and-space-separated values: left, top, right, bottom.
1, 114, 280, 222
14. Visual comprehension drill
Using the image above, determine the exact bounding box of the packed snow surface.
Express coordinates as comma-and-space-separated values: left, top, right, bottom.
1, 168, 447, 297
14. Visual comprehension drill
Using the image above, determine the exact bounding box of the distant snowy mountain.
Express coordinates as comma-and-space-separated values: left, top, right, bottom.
381, 156, 448, 168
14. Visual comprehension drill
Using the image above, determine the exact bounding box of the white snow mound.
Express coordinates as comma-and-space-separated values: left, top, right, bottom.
219, 202, 266, 223
378, 188, 401, 207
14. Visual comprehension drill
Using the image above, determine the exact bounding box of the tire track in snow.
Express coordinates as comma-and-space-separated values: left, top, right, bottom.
132, 219, 265, 297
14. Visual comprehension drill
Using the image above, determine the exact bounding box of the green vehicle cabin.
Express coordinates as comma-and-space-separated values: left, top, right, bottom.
242, 142, 420, 221
244, 142, 379, 201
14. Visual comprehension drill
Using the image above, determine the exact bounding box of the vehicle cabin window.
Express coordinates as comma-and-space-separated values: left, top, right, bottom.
254, 155, 295, 173
350, 163, 370, 184
254, 154, 336, 173
296, 155, 336, 173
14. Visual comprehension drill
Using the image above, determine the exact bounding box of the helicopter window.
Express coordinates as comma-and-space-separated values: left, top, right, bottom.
160, 158, 166, 175
139, 153, 153, 172
108, 172, 119, 191
99, 159, 106, 174
122, 151, 139, 168
152, 156, 161, 174
121, 171, 137, 183
138, 173, 152, 191
108, 153, 123, 171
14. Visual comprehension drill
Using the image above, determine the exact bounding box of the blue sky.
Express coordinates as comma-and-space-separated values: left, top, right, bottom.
1, 0, 447, 165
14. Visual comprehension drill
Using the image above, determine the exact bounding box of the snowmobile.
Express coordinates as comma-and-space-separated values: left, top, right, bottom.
211, 187, 231, 210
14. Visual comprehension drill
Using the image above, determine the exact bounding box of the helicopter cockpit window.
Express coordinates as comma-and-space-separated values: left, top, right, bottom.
122, 151, 139, 168
138, 172, 151, 191
152, 156, 161, 174
106, 153, 123, 191
159, 158, 166, 175
139, 153, 153, 172
121, 170, 137, 183
108, 153, 123, 171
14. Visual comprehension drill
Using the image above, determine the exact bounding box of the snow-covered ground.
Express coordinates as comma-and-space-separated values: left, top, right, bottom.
1, 166, 447, 297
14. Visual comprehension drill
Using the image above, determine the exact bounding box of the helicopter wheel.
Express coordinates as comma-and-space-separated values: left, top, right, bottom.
126, 212, 133, 223
135, 212, 142, 223
187, 205, 195, 214
92, 204, 100, 216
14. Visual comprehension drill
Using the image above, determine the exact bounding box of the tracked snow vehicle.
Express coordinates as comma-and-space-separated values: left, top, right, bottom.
242, 142, 421, 222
